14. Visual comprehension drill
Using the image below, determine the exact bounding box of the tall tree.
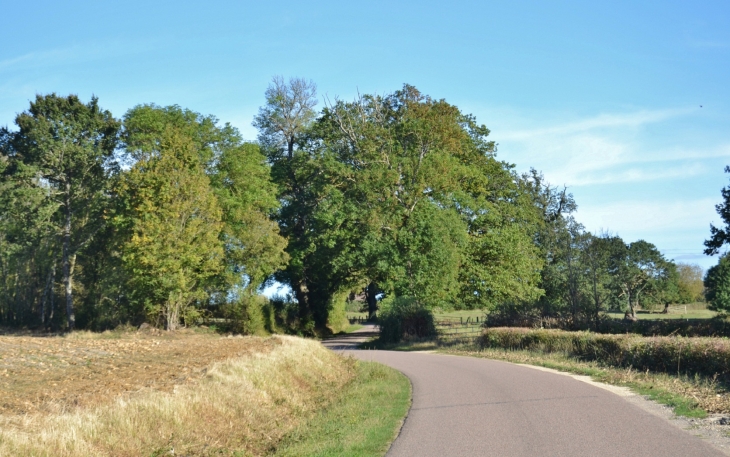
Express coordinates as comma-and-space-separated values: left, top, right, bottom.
253, 77, 320, 327
704, 255, 730, 311
253, 76, 318, 160
1, 95, 119, 330
116, 127, 224, 330
705, 166, 730, 255
269, 84, 544, 331
675, 263, 705, 303
123, 104, 288, 298
581, 233, 617, 329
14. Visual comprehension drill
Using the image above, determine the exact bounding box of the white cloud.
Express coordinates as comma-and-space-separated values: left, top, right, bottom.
488, 107, 730, 187
498, 108, 694, 142
577, 198, 718, 237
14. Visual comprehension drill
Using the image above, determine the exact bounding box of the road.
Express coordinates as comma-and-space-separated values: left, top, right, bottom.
324, 325, 728, 456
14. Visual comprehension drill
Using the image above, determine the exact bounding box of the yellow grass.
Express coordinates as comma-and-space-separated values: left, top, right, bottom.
0, 335, 356, 456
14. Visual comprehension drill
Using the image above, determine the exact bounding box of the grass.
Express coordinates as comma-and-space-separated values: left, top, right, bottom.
606, 310, 717, 320
273, 362, 411, 457
347, 309, 487, 322
0, 334, 410, 456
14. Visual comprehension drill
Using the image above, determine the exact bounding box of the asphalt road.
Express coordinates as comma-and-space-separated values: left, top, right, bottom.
324, 326, 727, 456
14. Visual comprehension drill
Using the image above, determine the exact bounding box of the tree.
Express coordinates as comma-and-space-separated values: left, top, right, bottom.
263, 84, 544, 332
704, 166, 730, 255
253, 76, 318, 161
581, 234, 617, 329
608, 239, 670, 319
676, 263, 705, 303
123, 104, 288, 299
704, 255, 730, 312
1, 95, 120, 330
253, 76, 321, 329
116, 127, 224, 330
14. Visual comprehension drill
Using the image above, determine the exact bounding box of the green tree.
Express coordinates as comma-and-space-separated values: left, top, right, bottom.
1, 95, 119, 330
608, 239, 670, 319
704, 166, 730, 255
262, 84, 544, 332
123, 104, 288, 303
117, 128, 224, 330
581, 233, 617, 329
704, 255, 730, 311
675, 263, 705, 303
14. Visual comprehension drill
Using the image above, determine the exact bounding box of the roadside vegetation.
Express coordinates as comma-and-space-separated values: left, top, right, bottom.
0, 331, 409, 456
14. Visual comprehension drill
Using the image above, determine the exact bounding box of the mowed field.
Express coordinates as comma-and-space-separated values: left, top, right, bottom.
350, 303, 716, 323
0, 328, 410, 456
0, 327, 273, 416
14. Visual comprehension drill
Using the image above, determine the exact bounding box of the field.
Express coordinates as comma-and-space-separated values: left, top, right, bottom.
347, 309, 487, 322
0, 328, 409, 456
0, 327, 276, 416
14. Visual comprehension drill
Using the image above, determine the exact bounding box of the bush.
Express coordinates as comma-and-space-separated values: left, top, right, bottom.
220, 295, 268, 335
378, 297, 436, 344
326, 290, 350, 334
481, 327, 730, 381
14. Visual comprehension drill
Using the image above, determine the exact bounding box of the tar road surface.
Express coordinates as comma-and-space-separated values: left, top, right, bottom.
324, 325, 727, 457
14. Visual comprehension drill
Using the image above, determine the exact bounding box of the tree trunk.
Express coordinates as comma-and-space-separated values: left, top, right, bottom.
40, 260, 55, 326
624, 289, 636, 321
294, 280, 310, 322
365, 282, 379, 321
287, 136, 294, 160
592, 273, 600, 331
63, 188, 75, 331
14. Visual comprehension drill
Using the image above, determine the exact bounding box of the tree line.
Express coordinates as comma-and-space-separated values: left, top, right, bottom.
0, 79, 710, 333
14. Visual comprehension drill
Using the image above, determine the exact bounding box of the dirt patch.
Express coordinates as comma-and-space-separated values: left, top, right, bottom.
0, 329, 280, 415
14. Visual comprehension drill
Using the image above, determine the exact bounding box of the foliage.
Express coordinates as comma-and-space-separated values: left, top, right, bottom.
676, 263, 705, 303
704, 254, 730, 311
220, 294, 269, 335
257, 83, 544, 333
481, 327, 730, 381
116, 128, 224, 330
704, 165, 730, 255
378, 296, 437, 343
0, 94, 120, 330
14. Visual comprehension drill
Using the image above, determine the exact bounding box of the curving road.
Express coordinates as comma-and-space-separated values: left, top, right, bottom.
324, 326, 728, 456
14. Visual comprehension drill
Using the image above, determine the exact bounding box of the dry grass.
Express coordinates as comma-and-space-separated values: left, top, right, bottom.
0, 332, 356, 456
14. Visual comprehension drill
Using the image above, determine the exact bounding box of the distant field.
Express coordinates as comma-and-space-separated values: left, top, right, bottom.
606, 302, 716, 320
606, 309, 717, 320
347, 309, 488, 322
349, 302, 716, 323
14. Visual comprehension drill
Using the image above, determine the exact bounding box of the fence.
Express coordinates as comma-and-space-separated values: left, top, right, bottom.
435, 317, 484, 345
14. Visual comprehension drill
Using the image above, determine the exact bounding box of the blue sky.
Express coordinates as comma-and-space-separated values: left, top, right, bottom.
2, 0, 730, 271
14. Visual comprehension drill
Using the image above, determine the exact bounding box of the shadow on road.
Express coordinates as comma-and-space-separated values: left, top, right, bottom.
322, 324, 379, 350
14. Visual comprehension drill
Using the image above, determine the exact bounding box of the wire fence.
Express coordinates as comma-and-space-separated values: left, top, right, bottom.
435, 317, 484, 345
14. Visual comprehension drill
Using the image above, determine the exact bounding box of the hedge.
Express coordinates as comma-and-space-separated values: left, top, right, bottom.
481, 327, 730, 380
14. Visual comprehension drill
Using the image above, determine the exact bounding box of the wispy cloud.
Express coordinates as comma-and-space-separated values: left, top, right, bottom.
498, 108, 694, 142
577, 198, 719, 234
489, 107, 730, 186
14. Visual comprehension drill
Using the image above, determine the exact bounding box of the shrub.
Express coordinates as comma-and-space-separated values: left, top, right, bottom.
378, 297, 436, 344
326, 290, 350, 334
481, 327, 730, 381
220, 294, 268, 335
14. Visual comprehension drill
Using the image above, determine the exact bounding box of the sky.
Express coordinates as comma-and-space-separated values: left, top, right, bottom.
2, 0, 730, 271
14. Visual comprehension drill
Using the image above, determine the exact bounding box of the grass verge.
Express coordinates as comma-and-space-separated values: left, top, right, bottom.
274, 361, 411, 457
0, 335, 410, 456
